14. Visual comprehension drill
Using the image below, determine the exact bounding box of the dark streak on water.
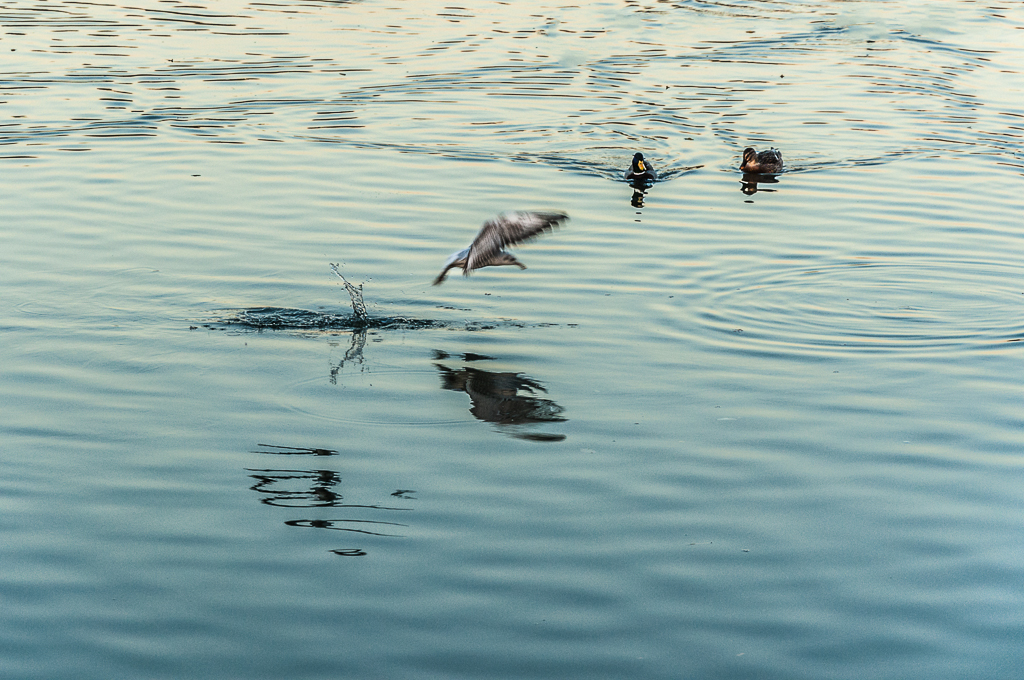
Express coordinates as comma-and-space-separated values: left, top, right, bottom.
212, 306, 446, 331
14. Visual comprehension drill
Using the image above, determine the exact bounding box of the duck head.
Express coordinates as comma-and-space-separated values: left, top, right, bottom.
632, 152, 647, 173
740, 147, 758, 173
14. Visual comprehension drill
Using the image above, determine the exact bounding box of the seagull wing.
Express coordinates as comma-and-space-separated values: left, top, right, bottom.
464, 211, 568, 273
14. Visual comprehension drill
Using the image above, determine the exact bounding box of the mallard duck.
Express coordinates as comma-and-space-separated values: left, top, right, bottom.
624, 152, 657, 184
740, 147, 783, 174
433, 211, 568, 285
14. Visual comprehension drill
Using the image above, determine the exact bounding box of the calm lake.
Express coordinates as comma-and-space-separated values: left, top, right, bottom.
2, 1, 1024, 678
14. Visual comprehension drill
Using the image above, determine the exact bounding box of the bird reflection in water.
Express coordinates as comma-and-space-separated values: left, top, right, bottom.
247, 468, 344, 507
248, 444, 412, 554
740, 173, 781, 196
627, 171, 653, 208
285, 518, 407, 537
253, 443, 338, 456
630, 186, 649, 208
433, 350, 567, 442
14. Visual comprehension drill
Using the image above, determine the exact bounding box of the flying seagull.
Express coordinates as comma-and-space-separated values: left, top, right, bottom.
432, 211, 569, 285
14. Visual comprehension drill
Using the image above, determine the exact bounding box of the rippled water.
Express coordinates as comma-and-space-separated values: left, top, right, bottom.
3, 1, 1024, 679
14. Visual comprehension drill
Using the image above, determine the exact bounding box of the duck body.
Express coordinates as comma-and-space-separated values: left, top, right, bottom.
433, 211, 568, 285
624, 152, 657, 185
740, 147, 783, 175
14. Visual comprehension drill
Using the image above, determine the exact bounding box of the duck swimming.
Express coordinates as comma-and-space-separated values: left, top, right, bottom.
433, 211, 569, 285
740, 147, 783, 174
624, 152, 657, 184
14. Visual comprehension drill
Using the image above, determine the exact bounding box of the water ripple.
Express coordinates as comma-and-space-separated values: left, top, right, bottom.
1, 0, 1021, 178
690, 259, 1024, 357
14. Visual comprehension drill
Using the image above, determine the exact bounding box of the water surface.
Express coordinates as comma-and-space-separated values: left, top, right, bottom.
3, 1, 1024, 679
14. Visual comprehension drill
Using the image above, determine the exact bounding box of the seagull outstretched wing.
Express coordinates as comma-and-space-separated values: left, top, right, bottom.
464, 211, 568, 273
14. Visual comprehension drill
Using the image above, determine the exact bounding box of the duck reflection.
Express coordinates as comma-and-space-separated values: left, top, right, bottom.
433, 350, 567, 441
740, 173, 781, 195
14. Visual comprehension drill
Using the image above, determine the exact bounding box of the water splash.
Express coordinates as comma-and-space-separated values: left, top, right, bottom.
330, 263, 369, 325
202, 263, 569, 333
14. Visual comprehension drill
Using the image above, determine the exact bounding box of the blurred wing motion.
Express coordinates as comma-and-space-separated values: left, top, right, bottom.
433, 211, 568, 285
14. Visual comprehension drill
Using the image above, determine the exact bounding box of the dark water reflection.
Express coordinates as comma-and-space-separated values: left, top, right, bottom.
739, 173, 781, 195
434, 351, 567, 441
253, 443, 339, 456
248, 444, 413, 555
630, 187, 648, 208
627, 174, 656, 207
249, 467, 345, 508
285, 518, 406, 538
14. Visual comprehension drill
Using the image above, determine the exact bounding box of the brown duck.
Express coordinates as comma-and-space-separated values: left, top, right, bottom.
740, 147, 783, 174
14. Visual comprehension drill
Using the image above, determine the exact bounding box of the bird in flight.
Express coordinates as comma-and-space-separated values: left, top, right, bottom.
433, 211, 569, 285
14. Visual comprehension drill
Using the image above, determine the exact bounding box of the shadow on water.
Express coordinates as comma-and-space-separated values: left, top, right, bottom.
248, 443, 414, 556
433, 350, 567, 442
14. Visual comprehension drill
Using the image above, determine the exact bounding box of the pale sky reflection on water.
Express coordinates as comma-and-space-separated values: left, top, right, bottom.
2, 2, 1024, 679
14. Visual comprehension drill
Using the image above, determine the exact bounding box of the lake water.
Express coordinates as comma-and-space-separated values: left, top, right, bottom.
2, 1, 1024, 678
